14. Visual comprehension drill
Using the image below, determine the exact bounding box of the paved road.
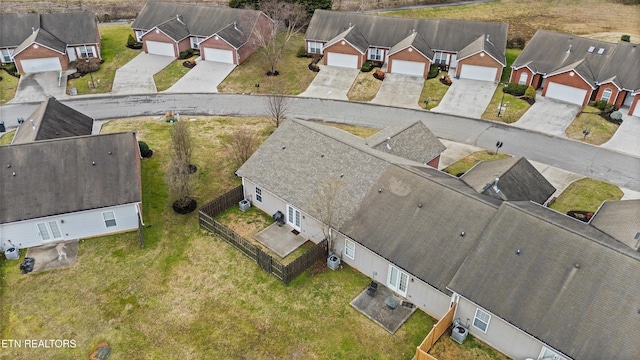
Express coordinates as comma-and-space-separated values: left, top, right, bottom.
1, 93, 639, 191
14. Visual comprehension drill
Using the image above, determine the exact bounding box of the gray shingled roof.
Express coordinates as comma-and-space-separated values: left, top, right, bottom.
305, 10, 508, 53
388, 32, 434, 59
132, 2, 264, 47
461, 157, 555, 204
457, 35, 506, 66
156, 17, 190, 41
0, 133, 142, 224
13, 28, 66, 56
12, 97, 94, 145
0, 13, 39, 47
365, 121, 445, 164
596, 40, 640, 91
325, 25, 369, 53
591, 199, 640, 251
448, 201, 640, 360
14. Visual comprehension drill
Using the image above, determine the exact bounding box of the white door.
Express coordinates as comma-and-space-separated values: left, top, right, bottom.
67, 47, 77, 62
633, 100, 640, 117
388, 265, 409, 297
449, 54, 457, 68
203, 48, 234, 64
37, 221, 62, 243
623, 92, 634, 107
146, 41, 175, 57
286, 205, 301, 231
545, 82, 587, 105
326, 52, 358, 68
459, 64, 498, 82
20, 57, 61, 73
391, 59, 425, 77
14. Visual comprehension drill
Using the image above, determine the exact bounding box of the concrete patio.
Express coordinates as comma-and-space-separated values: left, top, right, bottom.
25, 240, 78, 273
254, 223, 307, 258
350, 282, 417, 334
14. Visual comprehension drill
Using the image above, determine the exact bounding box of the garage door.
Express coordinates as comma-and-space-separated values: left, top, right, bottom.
203, 48, 234, 64
545, 82, 587, 106
326, 52, 358, 68
391, 59, 425, 77
146, 41, 175, 57
459, 64, 498, 82
20, 57, 61, 73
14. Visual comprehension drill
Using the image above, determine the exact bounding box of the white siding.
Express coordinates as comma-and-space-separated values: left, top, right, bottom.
1, 203, 139, 250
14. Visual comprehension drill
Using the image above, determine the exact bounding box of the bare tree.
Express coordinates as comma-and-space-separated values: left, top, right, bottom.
255, 0, 308, 75
167, 122, 196, 212
266, 87, 290, 127
171, 121, 193, 168
227, 128, 260, 168
310, 177, 348, 255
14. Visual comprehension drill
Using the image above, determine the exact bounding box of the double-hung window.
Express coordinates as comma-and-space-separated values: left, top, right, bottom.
191, 37, 202, 49
103, 211, 117, 227
80, 46, 94, 58
434, 52, 447, 65
368, 48, 383, 61
255, 187, 263, 203
345, 239, 355, 259
601, 88, 612, 103
308, 41, 323, 54
473, 308, 491, 332
1, 49, 13, 63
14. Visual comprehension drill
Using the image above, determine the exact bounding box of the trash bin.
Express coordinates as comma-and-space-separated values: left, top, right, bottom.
0, 121, 5, 133
4, 247, 19, 260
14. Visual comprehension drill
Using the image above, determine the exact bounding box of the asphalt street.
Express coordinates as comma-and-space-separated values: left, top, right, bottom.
1, 93, 639, 191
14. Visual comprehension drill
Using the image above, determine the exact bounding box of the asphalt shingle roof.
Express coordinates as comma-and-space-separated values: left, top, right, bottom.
388, 32, 434, 59
365, 121, 445, 164
590, 199, 640, 251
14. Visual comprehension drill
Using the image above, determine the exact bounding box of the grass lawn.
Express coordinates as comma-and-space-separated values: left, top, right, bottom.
501, 48, 521, 83
0, 116, 437, 359
0, 130, 15, 145
481, 83, 531, 123
218, 33, 317, 95
565, 106, 619, 145
347, 68, 382, 102
442, 150, 511, 177
419, 71, 450, 110
322, 121, 380, 138
549, 178, 623, 214
153, 56, 198, 92
430, 332, 509, 360
67, 24, 141, 95
382, 0, 640, 42
0, 70, 19, 104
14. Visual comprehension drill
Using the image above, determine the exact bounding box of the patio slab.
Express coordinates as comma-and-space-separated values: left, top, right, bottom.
25, 240, 78, 273
254, 223, 306, 258
350, 282, 417, 334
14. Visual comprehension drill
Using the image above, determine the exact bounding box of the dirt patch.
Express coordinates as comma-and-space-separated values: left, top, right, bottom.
429, 329, 510, 360
583, 32, 640, 44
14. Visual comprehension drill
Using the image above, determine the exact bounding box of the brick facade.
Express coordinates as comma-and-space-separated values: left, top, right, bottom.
510, 67, 533, 86
455, 52, 502, 82
426, 155, 440, 169
142, 30, 177, 57
388, 47, 431, 78
200, 35, 236, 63
237, 13, 272, 65
323, 41, 365, 68
14, 44, 67, 72
594, 82, 626, 108
177, 38, 191, 54
542, 71, 593, 107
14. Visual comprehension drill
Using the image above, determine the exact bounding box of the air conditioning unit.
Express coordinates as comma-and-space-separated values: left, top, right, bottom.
239, 199, 251, 212
451, 324, 469, 344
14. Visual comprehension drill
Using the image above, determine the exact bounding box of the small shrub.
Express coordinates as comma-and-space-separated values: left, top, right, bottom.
373, 69, 385, 80
1, 63, 19, 77
308, 63, 320, 72
593, 100, 615, 113
127, 34, 136, 47
296, 46, 307, 58
440, 74, 452, 86
178, 49, 193, 59
621, 34, 631, 42
361, 61, 374, 72
603, 103, 615, 113
76, 57, 101, 74
427, 64, 439, 79
507, 36, 526, 49
503, 83, 528, 96
610, 111, 622, 120
138, 141, 153, 158
524, 85, 536, 100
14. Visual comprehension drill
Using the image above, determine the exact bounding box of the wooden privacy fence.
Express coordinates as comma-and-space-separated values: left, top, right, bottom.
415, 303, 457, 360
199, 186, 327, 285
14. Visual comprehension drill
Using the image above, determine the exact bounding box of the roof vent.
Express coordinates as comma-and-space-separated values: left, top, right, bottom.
32, 27, 35, 33
566, 44, 572, 54
385, 137, 391, 150
588, 46, 595, 53
30, 119, 35, 130
233, 21, 239, 31
486, 34, 490, 42
176, 14, 185, 25
492, 178, 501, 193
597, 48, 605, 55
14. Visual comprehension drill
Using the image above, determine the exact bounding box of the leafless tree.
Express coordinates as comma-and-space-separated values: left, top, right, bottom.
266, 88, 290, 128
171, 121, 193, 167
310, 177, 348, 255
227, 128, 260, 168
255, 0, 308, 75
167, 121, 195, 210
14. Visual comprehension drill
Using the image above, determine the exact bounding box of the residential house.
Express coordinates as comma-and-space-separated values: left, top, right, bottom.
304, 9, 507, 81
590, 199, 640, 251
0, 12, 101, 73
11, 97, 94, 144
510, 30, 640, 115
0, 133, 142, 252
131, 2, 272, 64
236, 119, 640, 359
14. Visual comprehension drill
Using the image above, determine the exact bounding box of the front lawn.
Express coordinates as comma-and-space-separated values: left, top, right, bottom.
347, 68, 382, 101
218, 33, 317, 95
322, 121, 380, 138
67, 24, 142, 95
549, 178, 623, 214
502, 49, 521, 83
481, 83, 531, 123
419, 71, 450, 110
442, 150, 511, 177
153, 55, 198, 92
0, 69, 19, 104
564, 106, 619, 145
0, 130, 15, 145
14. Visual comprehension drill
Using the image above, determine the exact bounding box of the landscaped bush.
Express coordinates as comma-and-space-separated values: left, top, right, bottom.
361, 61, 374, 72
138, 141, 153, 158
296, 46, 307, 58
308, 63, 320, 72
524, 85, 536, 99
75, 58, 101, 74
610, 111, 622, 120
592, 100, 615, 113
1, 63, 19, 77
126, 34, 143, 49
373, 69, 385, 80
179, 49, 194, 59
507, 35, 526, 49
621, 34, 631, 42
503, 83, 528, 96
427, 64, 439, 79
440, 74, 452, 86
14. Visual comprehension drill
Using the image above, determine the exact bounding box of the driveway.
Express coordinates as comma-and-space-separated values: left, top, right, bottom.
298, 65, 359, 100
601, 112, 640, 157
370, 73, 424, 109
512, 97, 581, 137
112, 53, 175, 95
164, 59, 236, 93
9, 70, 75, 104
431, 79, 496, 118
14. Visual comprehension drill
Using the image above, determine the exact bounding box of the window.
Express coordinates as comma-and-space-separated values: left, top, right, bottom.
473, 308, 491, 332
519, 72, 528, 85
103, 211, 117, 227
80, 46, 94, 58
190, 37, 202, 49
601, 88, 612, 102
1, 49, 13, 63
434, 52, 447, 65
387, 265, 409, 297
37, 221, 62, 241
308, 41, 323, 54
345, 239, 355, 259
135, 30, 144, 42
538, 346, 569, 360
587, 46, 595, 53
368, 48, 383, 61
255, 187, 262, 203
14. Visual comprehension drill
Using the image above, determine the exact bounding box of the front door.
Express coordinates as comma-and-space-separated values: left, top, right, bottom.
388, 265, 409, 297
37, 221, 62, 243
286, 205, 301, 231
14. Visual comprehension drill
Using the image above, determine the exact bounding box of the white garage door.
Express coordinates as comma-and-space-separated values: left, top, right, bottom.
326, 52, 358, 68
545, 82, 587, 106
391, 59, 425, 77
203, 48, 234, 64
146, 41, 175, 57
20, 57, 61, 73
459, 64, 498, 82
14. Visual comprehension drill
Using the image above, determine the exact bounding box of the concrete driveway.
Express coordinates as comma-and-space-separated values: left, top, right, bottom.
112, 53, 175, 95
298, 65, 359, 100
9, 70, 75, 104
431, 79, 496, 118
601, 112, 640, 157
370, 73, 424, 109
164, 59, 236, 93
512, 97, 581, 137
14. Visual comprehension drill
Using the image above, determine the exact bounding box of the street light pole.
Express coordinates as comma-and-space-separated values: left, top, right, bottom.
498, 83, 508, 117
86, 56, 95, 89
